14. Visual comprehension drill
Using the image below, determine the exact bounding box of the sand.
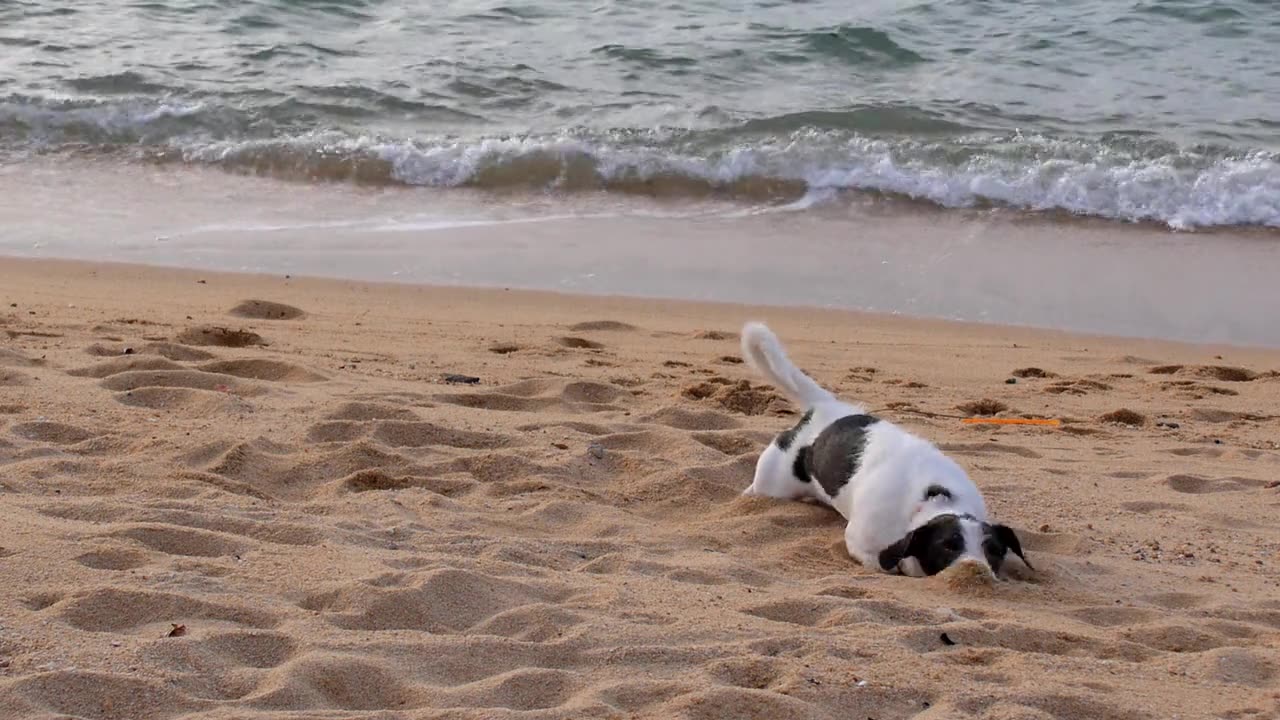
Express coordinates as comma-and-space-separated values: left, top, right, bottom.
1, 257, 1278, 720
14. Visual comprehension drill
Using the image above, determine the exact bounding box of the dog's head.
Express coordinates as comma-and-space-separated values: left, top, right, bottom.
877, 513, 1031, 577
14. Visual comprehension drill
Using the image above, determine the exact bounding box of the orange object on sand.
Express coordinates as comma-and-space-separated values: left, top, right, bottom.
961, 418, 1061, 426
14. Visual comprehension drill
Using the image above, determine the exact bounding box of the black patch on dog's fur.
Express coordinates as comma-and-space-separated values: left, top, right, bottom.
982, 523, 1032, 572
802, 414, 879, 498
924, 484, 952, 501
791, 445, 812, 483
775, 408, 814, 451
878, 514, 967, 575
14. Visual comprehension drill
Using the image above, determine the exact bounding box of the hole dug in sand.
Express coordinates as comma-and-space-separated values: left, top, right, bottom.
956, 399, 1009, 417
177, 326, 267, 348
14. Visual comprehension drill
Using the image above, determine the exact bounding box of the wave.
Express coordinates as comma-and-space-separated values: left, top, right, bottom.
160, 132, 1279, 230
3, 95, 1278, 230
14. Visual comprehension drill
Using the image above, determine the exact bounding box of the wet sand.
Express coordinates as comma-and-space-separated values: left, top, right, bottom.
4, 159, 1280, 346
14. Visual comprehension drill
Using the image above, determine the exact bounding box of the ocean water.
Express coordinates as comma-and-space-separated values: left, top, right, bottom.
2, 0, 1279, 229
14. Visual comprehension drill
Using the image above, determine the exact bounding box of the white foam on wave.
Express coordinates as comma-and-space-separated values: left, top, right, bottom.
361, 132, 1280, 229
801, 135, 1280, 230
7, 93, 1277, 230
0, 95, 207, 137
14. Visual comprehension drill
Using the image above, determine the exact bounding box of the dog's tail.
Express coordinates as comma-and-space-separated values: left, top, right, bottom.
740, 322, 836, 409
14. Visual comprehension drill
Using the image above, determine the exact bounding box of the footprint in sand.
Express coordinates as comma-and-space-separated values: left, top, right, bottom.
67, 356, 185, 378
1188, 408, 1271, 424
167, 629, 298, 670
569, 320, 638, 332
1141, 592, 1209, 610
1123, 623, 1227, 653
1066, 606, 1158, 627
593, 680, 691, 714
444, 667, 577, 712
306, 568, 569, 634
141, 341, 218, 361
56, 587, 279, 633
338, 469, 473, 496
1120, 500, 1189, 513
938, 442, 1043, 459
111, 524, 249, 558
0, 347, 40, 367
10, 421, 98, 445
252, 654, 420, 711
326, 401, 419, 422
84, 342, 217, 361
516, 420, 613, 436
434, 379, 628, 414
1044, 378, 1112, 395
4, 671, 200, 720
370, 421, 520, 450
666, 687, 825, 720
22, 590, 64, 611
56, 503, 324, 548
1149, 364, 1258, 382
117, 387, 243, 414
1158, 380, 1239, 399
1012, 367, 1059, 379
189, 437, 430, 502
1192, 647, 1277, 688
0, 369, 29, 387
900, 622, 1154, 662
471, 603, 585, 642
691, 431, 766, 456
100, 370, 257, 394
228, 299, 305, 321
199, 359, 327, 383
1166, 446, 1228, 459
704, 656, 784, 691
76, 355, 325, 413
75, 547, 151, 571
741, 597, 856, 627
555, 336, 605, 350
1164, 474, 1268, 494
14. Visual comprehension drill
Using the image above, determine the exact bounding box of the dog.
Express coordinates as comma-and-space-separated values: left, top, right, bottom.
740, 321, 1031, 578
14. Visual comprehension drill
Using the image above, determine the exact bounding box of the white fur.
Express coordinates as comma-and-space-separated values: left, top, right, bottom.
741, 321, 993, 576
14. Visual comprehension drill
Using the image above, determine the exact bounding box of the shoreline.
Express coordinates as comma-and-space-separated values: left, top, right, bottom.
3, 254, 1277, 356
4, 160, 1280, 348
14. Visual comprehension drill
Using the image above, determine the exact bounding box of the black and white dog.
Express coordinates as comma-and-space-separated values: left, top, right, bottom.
740, 322, 1031, 578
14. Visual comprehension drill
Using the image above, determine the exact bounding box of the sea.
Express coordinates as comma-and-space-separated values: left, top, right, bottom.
3, 0, 1280, 344
3, 0, 1279, 229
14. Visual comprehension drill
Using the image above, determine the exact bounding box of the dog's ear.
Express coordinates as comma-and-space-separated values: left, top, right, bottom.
990, 524, 1032, 570
877, 532, 914, 572
877, 524, 936, 573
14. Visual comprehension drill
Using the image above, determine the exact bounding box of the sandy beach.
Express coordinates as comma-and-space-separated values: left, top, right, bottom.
1, 256, 1278, 720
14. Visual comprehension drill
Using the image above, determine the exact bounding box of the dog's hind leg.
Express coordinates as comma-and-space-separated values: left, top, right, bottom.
743, 443, 811, 500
